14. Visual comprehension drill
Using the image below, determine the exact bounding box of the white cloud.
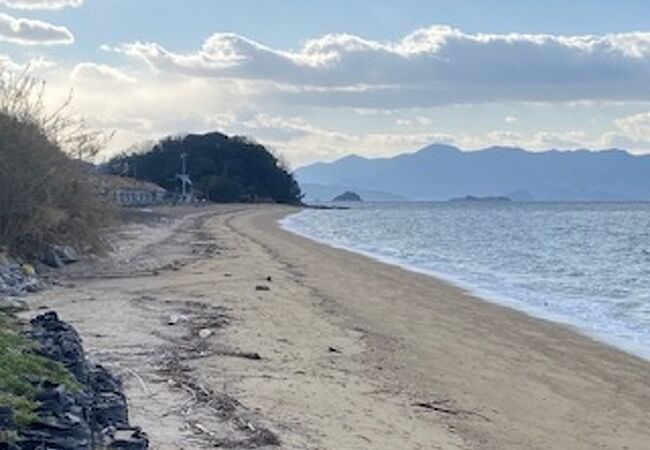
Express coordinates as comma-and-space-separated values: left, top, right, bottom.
71, 63, 136, 84
120, 25, 650, 108
614, 112, 650, 140
0, 53, 20, 71
397, 116, 433, 126
505, 116, 518, 124
0, 0, 82, 10
0, 12, 73, 45
0, 53, 55, 72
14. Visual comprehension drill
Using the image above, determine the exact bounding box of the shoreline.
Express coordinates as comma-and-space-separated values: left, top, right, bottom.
244, 206, 650, 449
22, 205, 650, 449
280, 209, 650, 361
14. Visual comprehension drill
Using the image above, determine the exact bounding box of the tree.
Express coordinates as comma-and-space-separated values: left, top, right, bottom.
110, 132, 303, 205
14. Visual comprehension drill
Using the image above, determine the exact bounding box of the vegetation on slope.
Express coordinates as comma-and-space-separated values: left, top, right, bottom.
0, 313, 77, 426
109, 132, 303, 204
0, 71, 114, 257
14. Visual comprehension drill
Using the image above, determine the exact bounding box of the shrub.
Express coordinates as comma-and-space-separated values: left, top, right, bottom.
0, 70, 114, 257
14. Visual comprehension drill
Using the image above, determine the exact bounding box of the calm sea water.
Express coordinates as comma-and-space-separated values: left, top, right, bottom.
280, 202, 650, 359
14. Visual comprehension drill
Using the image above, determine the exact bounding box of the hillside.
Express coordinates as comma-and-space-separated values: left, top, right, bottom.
295, 145, 650, 201
109, 132, 302, 204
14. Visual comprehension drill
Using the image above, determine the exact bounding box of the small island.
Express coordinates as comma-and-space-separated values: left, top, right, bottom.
333, 191, 363, 202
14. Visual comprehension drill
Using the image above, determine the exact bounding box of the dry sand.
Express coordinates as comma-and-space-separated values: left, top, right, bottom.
24, 205, 650, 450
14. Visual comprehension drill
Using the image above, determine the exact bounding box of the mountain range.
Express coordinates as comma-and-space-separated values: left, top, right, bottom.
295, 144, 650, 202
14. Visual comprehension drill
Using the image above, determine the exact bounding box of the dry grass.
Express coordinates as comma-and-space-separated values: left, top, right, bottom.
0, 70, 115, 257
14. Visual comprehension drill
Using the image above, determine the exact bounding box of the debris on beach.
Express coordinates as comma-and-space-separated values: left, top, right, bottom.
167, 313, 189, 326
198, 328, 213, 339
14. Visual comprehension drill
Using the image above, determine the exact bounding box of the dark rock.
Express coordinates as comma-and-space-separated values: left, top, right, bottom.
12, 313, 149, 450
89, 365, 123, 394
255, 285, 270, 292
105, 427, 149, 450
0, 406, 15, 429
93, 392, 129, 429
30, 312, 89, 384
40, 247, 65, 268
55, 246, 80, 265
19, 381, 94, 450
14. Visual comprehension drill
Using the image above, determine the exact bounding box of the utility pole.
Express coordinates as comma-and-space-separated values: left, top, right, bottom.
181, 152, 187, 198
176, 152, 192, 203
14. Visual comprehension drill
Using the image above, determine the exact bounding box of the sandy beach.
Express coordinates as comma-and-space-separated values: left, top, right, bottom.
23, 205, 650, 450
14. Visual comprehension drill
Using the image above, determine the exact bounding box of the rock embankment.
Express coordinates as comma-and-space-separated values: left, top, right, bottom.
0, 246, 80, 299
1, 312, 148, 450
0, 254, 42, 299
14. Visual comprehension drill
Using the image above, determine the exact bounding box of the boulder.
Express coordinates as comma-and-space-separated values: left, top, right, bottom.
30, 312, 89, 384
106, 427, 149, 450
40, 247, 65, 268
20, 380, 94, 450
55, 246, 80, 265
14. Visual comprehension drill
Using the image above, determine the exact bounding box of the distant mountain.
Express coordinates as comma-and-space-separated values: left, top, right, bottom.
295, 144, 650, 201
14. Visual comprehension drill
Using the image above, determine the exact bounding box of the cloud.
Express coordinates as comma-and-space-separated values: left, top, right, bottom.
614, 112, 650, 140
121, 25, 650, 107
598, 112, 650, 152
71, 63, 136, 84
0, 0, 82, 10
505, 116, 518, 124
0, 12, 73, 45
0, 53, 55, 72
396, 116, 433, 126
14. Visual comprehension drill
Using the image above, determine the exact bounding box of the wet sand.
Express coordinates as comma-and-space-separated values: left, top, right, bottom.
25, 205, 650, 449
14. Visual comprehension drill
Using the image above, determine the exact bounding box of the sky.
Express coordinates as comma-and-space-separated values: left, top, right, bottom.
2, 0, 650, 167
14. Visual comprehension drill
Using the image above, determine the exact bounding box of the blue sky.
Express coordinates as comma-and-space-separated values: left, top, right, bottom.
2, 0, 650, 166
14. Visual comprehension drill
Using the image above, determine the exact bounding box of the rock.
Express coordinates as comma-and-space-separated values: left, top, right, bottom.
106, 427, 149, 450
39, 245, 80, 268
90, 364, 123, 394
0, 405, 15, 428
255, 285, 270, 292
167, 313, 188, 326
40, 246, 65, 268
54, 246, 80, 265
93, 391, 129, 429
20, 380, 94, 450
0, 256, 43, 297
0, 296, 28, 313
14, 313, 149, 450
198, 329, 213, 339
30, 312, 89, 384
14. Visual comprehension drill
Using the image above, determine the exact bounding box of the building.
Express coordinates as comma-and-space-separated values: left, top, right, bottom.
97, 174, 167, 207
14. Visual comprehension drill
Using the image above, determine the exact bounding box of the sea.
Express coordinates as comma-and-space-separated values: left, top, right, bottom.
280, 202, 650, 360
